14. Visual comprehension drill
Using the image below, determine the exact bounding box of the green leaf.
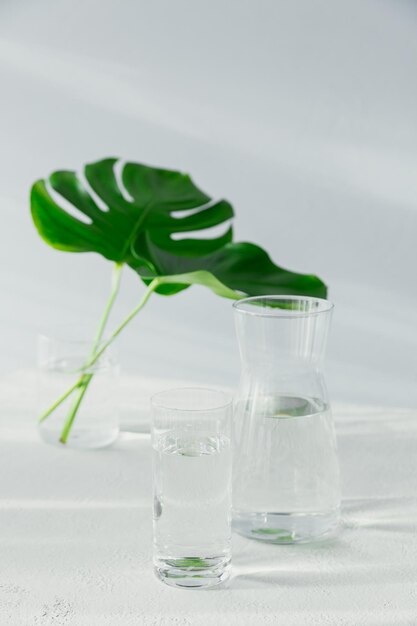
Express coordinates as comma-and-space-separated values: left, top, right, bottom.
31, 158, 233, 260
139, 241, 326, 298
251, 528, 295, 542
165, 558, 212, 569
31, 158, 327, 299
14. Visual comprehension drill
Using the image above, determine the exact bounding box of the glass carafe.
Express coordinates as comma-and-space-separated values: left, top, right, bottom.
232, 296, 340, 543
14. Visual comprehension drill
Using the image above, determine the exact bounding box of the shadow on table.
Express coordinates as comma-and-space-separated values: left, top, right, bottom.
225, 495, 417, 590
342, 495, 417, 534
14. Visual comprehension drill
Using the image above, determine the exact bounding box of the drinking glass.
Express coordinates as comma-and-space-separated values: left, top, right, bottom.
151, 388, 232, 588
37, 332, 119, 449
233, 296, 340, 543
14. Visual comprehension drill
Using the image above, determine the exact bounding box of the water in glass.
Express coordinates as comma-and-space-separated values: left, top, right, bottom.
152, 388, 232, 588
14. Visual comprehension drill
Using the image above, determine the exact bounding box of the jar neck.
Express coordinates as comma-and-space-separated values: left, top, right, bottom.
234, 310, 331, 402
236, 316, 330, 365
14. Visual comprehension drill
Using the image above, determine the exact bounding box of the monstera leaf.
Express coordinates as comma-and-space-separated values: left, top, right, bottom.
31, 157, 328, 444
31, 158, 326, 298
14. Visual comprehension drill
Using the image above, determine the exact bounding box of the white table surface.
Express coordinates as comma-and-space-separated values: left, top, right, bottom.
0, 371, 416, 625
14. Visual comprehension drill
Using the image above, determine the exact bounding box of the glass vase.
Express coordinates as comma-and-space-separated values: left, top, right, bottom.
37, 333, 119, 449
232, 296, 340, 543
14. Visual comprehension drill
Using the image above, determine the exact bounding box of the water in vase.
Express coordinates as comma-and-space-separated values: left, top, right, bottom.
233, 394, 340, 543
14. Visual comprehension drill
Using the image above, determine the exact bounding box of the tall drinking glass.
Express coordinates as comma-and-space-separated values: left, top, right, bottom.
151, 388, 232, 589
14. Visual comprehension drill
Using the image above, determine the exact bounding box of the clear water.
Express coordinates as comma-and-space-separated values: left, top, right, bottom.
38, 358, 119, 449
153, 432, 232, 587
233, 395, 340, 543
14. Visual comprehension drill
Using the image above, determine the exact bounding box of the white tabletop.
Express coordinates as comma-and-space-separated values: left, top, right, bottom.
0, 371, 416, 625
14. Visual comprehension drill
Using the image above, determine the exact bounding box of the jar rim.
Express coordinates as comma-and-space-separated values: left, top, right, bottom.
38, 333, 110, 347
233, 295, 334, 318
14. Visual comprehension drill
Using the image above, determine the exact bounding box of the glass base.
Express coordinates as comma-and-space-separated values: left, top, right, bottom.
154, 556, 230, 589
39, 426, 119, 450
233, 510, 340, 544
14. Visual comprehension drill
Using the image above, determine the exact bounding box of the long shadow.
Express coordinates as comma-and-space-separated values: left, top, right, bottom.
227, 496, 417, 590
343, 495, 417, 534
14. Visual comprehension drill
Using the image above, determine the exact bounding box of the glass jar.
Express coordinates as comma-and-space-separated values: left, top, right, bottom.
37, 332, 119, 449
232, 296, 340, 543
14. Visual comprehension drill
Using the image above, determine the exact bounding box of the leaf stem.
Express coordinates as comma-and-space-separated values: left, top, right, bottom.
56, 275, 160, 444
59, 374, 93, 443
90, 262, 124, 355
82, 277, 161, 370
58, 262, 124, 444
38, 379, 82, 423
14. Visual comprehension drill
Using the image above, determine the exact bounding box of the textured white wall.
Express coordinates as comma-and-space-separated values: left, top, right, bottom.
0, 0, 416, 407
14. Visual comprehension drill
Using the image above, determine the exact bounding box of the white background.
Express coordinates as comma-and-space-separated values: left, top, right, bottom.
1, 0, 416, 407
1, 4, 417, 624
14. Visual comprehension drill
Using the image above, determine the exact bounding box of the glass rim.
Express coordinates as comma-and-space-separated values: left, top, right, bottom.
233, 295, 334, 318
151, 387, 232, 413
38, 331, 111, 349
37, 330, 116, 372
